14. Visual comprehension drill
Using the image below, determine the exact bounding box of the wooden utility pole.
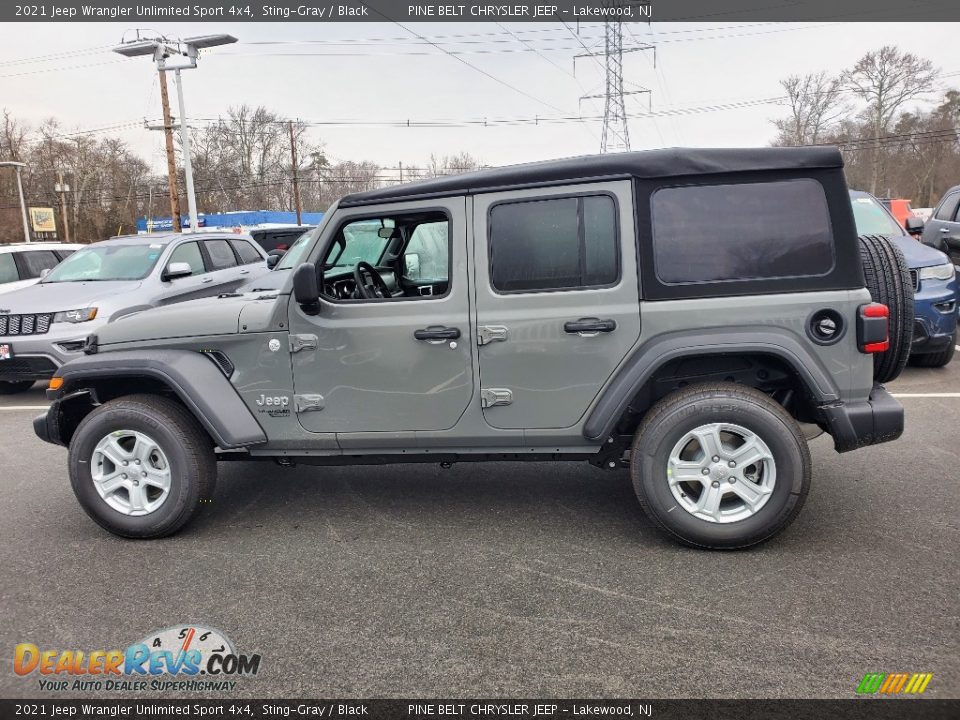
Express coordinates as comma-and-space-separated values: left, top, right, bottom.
158, 69, 182, 232
288, 120, 302, 225
55, 171, 70, 242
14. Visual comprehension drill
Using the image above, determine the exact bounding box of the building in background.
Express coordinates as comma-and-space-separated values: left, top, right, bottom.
137, 210, 324, 234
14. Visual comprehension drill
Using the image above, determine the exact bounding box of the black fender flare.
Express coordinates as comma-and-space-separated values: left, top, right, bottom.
50, 349, 267, 449
582, 328, 842, 442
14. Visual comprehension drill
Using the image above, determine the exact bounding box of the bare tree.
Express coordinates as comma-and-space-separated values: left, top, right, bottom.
843, 46, 938, 194
410, 152, 484, 179
772, 72, 846, 146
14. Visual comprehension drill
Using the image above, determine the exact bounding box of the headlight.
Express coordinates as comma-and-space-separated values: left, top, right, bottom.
918, 263, 956, 281
53, 307, 98, 323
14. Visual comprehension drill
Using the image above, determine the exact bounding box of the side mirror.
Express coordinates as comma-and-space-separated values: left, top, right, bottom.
293, 263, 320, 310
905, 217, 924, 236
163, 262, 193, 281
267, 254, 280, 269
404, 252, 421, 279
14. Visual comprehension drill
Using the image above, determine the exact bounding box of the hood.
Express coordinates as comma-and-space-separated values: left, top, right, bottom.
237, 269, 289, 293
97, 294, 251, 347
888, 235, 949, 269
0, 280, 142, 313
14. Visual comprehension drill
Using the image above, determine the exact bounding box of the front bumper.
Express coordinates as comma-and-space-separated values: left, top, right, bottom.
0, 321, 103, 382
819, 383, 904, 453
910, 273, 959, 354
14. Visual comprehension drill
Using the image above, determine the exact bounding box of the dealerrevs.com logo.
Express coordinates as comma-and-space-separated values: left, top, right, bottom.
14, 625, 262, 693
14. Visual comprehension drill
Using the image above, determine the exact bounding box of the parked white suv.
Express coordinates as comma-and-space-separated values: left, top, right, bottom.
0, 243, 83, 296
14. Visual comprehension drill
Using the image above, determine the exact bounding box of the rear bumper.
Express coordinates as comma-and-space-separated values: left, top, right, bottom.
819, 383, 904, 453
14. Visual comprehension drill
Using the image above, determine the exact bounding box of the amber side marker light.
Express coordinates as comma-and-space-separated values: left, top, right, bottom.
48, 377, 63, 391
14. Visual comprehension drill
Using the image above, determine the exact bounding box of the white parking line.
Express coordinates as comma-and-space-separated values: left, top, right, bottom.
892, 393, 960, 398
0, 406, 47, 411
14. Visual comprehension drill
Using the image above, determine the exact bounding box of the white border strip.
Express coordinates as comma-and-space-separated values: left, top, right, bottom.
892, 393, 960, 398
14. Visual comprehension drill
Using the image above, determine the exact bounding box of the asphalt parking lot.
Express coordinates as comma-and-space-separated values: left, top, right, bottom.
1, 360, 958, 700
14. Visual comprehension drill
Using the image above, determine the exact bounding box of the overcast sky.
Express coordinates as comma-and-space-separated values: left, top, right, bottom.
3, 21, 959, 176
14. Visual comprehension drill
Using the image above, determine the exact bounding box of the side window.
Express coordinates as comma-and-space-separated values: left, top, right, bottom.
404, 222, 449, 281
205, 239, 238, 270
231, 240, 263, 265
168, 241, 205, 275
651, 179, 834, 284
55, 249, 76, 262
489, 194, 619, 293
16, 250, 61, 279
0, 254, 19, 284
935, 192, 960, 222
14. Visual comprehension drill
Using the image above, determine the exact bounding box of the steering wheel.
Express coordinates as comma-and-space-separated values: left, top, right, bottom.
353, 261, 392, 299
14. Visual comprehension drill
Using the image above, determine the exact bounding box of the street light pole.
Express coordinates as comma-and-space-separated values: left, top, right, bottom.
0, 161, 31, 243
173, 68, 198, 232
113, 33, 236, 234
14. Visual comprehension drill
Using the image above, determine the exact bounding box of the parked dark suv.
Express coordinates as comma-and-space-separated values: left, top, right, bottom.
34, 148, 911, 549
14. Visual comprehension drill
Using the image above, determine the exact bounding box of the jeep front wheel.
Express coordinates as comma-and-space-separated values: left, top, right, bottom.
630, 383, 811, 549
67, 394, 216, 539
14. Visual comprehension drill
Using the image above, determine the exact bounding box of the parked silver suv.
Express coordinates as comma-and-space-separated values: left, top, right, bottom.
0, 232, 269, 393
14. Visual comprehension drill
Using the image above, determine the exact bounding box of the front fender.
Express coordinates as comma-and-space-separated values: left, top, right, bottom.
44, 349, 266, 449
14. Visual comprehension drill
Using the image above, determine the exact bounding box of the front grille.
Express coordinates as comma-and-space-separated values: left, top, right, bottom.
0, 313, 53, 337
909, 269, 920, 292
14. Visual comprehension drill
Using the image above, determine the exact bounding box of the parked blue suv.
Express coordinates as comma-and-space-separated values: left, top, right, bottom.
850, 191, 958, 367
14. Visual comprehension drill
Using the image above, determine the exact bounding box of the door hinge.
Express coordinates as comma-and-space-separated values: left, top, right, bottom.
295, 394, 325, 413
289, 334, 318, 353
480, 388, 513, 408
477, 325, 509, 346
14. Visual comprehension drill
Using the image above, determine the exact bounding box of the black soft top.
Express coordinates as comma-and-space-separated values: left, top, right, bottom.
340, 146, 844, 207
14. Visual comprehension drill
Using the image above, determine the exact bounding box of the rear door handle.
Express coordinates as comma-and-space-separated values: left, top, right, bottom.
201, 276, 213, 283
564, 318, 617, 335
240, 269, 250, 275
414, 326, 461, 343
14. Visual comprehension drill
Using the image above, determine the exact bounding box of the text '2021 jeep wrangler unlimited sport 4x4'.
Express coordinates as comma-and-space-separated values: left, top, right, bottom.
34, 147, 911, 549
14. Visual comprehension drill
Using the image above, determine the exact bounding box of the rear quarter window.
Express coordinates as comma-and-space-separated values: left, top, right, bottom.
651, 179, 835, 284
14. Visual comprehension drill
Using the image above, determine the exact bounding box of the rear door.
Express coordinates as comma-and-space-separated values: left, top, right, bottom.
201, 238, 248, 294
925, 190, 960, 266
471, 181, 641, 430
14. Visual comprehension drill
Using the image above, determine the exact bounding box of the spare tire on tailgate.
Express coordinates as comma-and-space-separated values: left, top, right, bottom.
858, 234, 914, 384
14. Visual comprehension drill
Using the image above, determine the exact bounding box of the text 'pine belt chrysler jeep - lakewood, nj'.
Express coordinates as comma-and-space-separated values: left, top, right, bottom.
33, 147, 913, 549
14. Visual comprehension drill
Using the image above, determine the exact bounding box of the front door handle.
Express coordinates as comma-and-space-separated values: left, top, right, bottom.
414, 326, 461, 343
941, 227, 950, 232
201, 276, 213, 283
564, 318, 617, 335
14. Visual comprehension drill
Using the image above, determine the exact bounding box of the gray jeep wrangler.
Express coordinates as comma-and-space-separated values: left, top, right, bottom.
34, 147, 911, 549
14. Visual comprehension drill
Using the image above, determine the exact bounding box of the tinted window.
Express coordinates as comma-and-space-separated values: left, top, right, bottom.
652, 179, 834, 284
168, 241, 205, 275
935, 192, 960, 221
205, 240, 238, 270
489, 195, 618, 292
0, 254, 19, 284
55, 249, 76, 261
232, 240, 263, 265
17, 250, 61, 279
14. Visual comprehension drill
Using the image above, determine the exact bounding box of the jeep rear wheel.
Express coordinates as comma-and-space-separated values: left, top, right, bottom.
630, 383, 810, 550
858, 234, 914, 383
67, 394, 216, 539
0, 380, 34, 394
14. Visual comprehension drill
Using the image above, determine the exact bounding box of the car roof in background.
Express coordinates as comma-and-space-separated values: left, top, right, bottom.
0, 242, 84, 251
341, 146, 845, 207
96, 232, 255, 246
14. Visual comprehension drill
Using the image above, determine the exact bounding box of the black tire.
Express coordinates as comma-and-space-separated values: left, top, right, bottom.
0, 380, 34, 394
858, 234, 914, 383
67, 394, 216, 539
630, 383, 811, 550
910, 333, 956, 368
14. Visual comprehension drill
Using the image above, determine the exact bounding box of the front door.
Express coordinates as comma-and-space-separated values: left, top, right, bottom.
472, 181, 641, 430
288, 197, 473, 433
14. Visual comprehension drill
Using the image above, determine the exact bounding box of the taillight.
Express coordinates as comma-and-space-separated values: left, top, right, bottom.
858, 303, 889, 353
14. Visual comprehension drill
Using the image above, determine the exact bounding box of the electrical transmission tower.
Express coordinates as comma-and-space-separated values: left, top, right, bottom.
576, 20, 654, 154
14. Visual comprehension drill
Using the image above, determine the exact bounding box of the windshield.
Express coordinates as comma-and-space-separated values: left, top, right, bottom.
850, 195, 905, 237
325, 220, 391, 268
275, 230, 315, 270
43, 243, 166, 282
